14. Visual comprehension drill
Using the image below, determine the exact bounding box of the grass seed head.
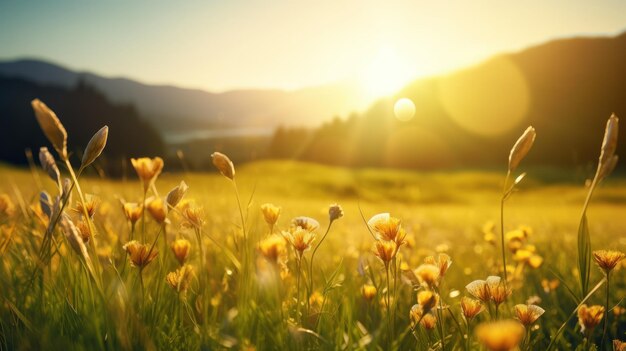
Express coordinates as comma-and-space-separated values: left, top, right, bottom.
38, 147, 60, 185
508, 126, 536, 172
166, 181, 189, 208
211, 152, 235, 180
31, 99, 68, 160
81, 126, 108, 169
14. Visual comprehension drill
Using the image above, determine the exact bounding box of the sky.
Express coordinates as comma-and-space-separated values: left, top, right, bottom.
1, 0, 626, 95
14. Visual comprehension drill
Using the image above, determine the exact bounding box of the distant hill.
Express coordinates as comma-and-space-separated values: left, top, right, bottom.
0, 59, 364, 134
271, 31, 626, 170
0, 76, 164, 173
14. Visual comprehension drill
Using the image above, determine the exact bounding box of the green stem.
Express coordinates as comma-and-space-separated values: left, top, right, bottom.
308, 221, 333, 310
385, 264, 391, 349
600, 273, 609, 351
500, 170, 510, 286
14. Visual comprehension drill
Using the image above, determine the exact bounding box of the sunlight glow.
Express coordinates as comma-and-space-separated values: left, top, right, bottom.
393, 98, 415, 121
361, 47, 414, 98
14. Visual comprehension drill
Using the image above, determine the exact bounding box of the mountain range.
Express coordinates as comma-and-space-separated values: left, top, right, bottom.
0, 59, 365, 134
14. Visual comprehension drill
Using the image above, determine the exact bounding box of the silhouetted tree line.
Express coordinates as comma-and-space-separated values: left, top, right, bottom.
0, 77, 164, 175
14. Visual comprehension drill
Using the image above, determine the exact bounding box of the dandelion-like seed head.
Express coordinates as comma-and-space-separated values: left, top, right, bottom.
171, 238, 191, 265
260, 203, 281, 228
514, 304, 545, 326
592, 249, 625, 274
123, 240, 158, 269
130, 157, 164, 191
476, 320, 525, 351
461, 296, 484, 320
577, 304, 604, 334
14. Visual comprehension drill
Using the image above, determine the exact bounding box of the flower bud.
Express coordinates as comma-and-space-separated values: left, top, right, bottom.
81, 126, 108, 168
31, 99, 68, 160
211, 152, 235, 180
508, 126, 536, 172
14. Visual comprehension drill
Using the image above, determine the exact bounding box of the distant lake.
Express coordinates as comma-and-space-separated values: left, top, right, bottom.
164, 127, 275, 144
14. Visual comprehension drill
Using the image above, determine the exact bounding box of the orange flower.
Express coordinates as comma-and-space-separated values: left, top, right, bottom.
260, 203, 281, 229
373, 240, 397, 265
258, 235, 287, 264
130, 157, 164, 191
166, 264, 194, 293
577, 304, 604, 333
514, 304, 545, 326
362, 284, 377, 301
461, 297, 483, 320
415, 264, 440, 288
424, 253, 452, 278
283, 227, 315, 258
417, 290, 439, 313
122, 202, 143, 225
592, 250, 625, 274
171, 239, 191, 265
476, 320, 525, 351
123, 240, 158, 269
147, 197, 167, 224
367, 213, 406, 246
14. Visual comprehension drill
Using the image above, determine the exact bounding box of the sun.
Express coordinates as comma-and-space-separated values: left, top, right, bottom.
362, 47, 413, 99
393, 98, 415, 121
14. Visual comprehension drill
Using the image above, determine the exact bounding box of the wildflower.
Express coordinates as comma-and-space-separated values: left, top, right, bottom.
39, 147, 60, 185
466, 278, 491, 302
410, 304, 423, 327
309, 291, 324, 311
183, 205, 204, 228
508, 126, 536, 172
417, 290, 439, 313
258, 235, 287, 264
541, 279, 559, 293
171, 239, 191, 265
373, 240, 397, 266
420, 313, 437, 330
577, 304, 604, 333
0, 194, 15, 219
424, 253, 452, 278
130, 157, 164, 191
362, 284, 377, 301
415, 264, 440, 287
367, 213, 406, 246
73, 195, 98, 218
328, 203, 344, 222
476, 320, 525, 351
31, 99, 68, 160
487, 276, 510, 306
122, 202, 143, 226
283, 227, 315, 258
211, 152, 235, 180
527, 254, 543, 268
291, 216, 320, 232
76, 220, 91, 243
166, 181, 189, 208
166, 264, 194, 294
260, 203, 281, 229
123, 240, 158, 269
81, 126, 108, 168
514, 304, 545, 326
592, 250, 625, 274
614, 340, 626, 351
461, 297, 483, 320
147, 197, 167, 224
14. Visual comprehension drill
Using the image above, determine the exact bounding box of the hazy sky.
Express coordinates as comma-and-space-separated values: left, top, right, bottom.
1, 1, 625, 93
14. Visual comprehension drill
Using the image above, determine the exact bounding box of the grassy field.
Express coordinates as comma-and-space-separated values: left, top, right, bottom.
0, 160, 624, 350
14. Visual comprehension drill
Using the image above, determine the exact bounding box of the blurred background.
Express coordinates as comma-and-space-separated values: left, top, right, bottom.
1, 1, 626, 176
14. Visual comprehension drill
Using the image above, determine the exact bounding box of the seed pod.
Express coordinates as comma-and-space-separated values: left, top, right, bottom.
81, 126, 108, 169
166, 181, 188, 208
211, 152, 235, 180
39, 147, 60, 186
599, 114, 619, 168
40, 191, 52, 218
598, 155, 618, 182
508, 126, 536, 172
31, 99, 68, 160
